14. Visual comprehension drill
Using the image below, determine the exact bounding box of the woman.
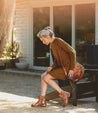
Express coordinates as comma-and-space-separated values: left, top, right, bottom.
31, 27, 76, 107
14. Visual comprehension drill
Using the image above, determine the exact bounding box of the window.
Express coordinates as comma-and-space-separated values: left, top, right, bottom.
33, 7, 50, 66
53, 5, 72, 45
75, 4, 95, 64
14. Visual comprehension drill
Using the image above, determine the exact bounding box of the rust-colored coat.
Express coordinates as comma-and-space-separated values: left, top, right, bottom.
48, 38, 76, 80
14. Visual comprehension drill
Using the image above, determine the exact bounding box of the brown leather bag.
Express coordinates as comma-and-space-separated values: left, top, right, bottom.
56, 43, 84, 82
68, 62, 84, 82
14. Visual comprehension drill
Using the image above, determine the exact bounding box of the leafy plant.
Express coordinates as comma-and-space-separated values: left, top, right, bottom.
2, 41, 19, 59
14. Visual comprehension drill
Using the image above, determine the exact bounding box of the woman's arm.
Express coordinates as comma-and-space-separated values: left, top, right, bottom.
57, 38, 76, 70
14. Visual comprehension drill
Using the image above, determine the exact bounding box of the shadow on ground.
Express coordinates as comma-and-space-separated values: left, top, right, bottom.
0, 73, 98, 113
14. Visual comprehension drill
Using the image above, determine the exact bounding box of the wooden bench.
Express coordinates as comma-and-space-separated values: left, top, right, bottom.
46, 69, 98, 106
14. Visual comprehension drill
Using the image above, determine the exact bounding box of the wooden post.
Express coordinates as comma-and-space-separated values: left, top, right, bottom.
96, 72, 98, 102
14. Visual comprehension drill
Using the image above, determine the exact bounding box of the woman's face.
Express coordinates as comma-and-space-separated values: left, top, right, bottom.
40, 36, 51, 45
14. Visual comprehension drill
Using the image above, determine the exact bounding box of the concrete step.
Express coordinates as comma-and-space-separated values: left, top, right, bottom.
0, 68, 45, 77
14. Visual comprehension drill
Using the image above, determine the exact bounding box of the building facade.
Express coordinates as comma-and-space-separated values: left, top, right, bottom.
16, 0, 98, 70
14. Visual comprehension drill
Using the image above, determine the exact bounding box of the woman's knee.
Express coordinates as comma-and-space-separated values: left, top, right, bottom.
43, 76, 48, 82
43, 74, 54, 82
41, 72, 47, 80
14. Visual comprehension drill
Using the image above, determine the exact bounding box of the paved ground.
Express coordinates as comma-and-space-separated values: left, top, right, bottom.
0, 72, 98, 113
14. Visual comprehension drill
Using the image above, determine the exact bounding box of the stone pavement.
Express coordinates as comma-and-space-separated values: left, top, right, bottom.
0, 71, 98, 113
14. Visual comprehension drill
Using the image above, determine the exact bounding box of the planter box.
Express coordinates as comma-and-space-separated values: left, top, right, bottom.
15, 62, 29, 70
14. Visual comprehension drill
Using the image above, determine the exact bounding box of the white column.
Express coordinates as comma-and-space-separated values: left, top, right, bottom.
95, 2, 98, 44
50, 5, 53, 66
72, 4, 75, 49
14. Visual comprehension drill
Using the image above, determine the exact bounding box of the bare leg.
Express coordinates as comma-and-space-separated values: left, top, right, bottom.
41, 71, 48, 96
43, 74, 70, 106
31, 72, 47, 107
31, 73, 70, 107
43, 74, 63, 93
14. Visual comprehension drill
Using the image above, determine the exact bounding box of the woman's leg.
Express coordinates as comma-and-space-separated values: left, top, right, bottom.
43, 74, 63, 93
43, 74, 70, 107
41, 71, 48, 96
31, 71, 48, 107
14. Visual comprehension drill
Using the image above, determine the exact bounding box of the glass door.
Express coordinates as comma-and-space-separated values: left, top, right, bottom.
33, 7, 50, 67
75, 4, 95, 64
53, 5, 72, 45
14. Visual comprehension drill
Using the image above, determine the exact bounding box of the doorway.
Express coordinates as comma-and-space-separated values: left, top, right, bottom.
33, 7, 50, 67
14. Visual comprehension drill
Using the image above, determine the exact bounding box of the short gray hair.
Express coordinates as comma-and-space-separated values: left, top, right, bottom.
37, 27, 54, 38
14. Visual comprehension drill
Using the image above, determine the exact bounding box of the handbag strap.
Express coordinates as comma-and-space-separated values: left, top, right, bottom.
56, 42, 67, 75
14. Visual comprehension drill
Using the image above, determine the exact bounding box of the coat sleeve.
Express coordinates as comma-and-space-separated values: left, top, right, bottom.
51, 59, 57, 69
57, 38, 76, 70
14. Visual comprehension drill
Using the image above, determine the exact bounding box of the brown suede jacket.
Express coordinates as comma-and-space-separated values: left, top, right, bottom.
51, 38, 76, 72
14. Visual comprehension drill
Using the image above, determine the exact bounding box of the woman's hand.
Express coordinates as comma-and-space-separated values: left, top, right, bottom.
47, 67, 52, 72
68, 70, 74, 78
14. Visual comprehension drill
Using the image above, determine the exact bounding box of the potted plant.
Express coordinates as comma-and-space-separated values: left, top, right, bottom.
15, 62, 29, 70
2, 40, 29, 69
15, 46, 29, 70
15, 53, 29, 70
2, 41, 19, 68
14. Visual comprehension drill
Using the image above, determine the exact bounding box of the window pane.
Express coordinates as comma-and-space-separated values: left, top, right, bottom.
75, 4, 95, 64
33, 7, 50, 66
53, 6, 72, 45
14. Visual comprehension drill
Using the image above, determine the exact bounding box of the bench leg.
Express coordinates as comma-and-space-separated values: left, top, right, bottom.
96, 74, 98, 102
70, 80, 77, 106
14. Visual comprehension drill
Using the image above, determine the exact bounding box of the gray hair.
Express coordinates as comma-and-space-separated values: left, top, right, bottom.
37, 27, 54, 38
